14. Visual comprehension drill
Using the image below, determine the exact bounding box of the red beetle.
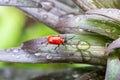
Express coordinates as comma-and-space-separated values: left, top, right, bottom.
47, 35, 75, 50
47, 36, 65, 45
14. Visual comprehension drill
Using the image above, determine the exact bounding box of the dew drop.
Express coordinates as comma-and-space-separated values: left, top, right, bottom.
5, 49, 11, 53
46, 54, 52, 59
35, 53, 41, 56
77, 41, 90, 50
118, 10, 120, 13
75, 17, 80, 24
106, 29, 111, 33
118, 10, 120, 14
12, 49, 19, 53
43, 2, 54, 7
67, 14, 74, 18
26, 54, 30, 58
16, 55, 20, 59
72, 74, 79, 78
42, 2, 54, 11
87, 0, 93, 3
100, 8, 104, 10
12, 54, 15, 57
78, 29, 83, 32
43, 14, 48, 19
6, 48, 19, 53
108, 10, 112, 14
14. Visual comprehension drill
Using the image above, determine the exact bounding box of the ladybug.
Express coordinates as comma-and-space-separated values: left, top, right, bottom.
47, 36, 66, 45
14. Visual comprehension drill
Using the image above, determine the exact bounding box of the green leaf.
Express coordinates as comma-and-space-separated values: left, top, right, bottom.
58, 14, 120, 39
91, 0, 120, 9
0, 7, 26, 49
105, 50, 120, 80
73, 0, 120, 11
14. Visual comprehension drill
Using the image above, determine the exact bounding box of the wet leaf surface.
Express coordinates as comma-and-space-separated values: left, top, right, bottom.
0, 0, 42, 7
86, 8, 120, 22
0, 34, 109, 65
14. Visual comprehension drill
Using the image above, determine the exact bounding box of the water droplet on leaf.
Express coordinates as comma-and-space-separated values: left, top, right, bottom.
12, 49, 19, 53
72, 73, 79, 78
77, 41, 90, 50
5, 49, 11, 52
75, 17, 80, 24
43, 14, 48, 19
106, 29, 111, 33
35, 53, 41, 56
16, 55, 20, 59
108, 10, 112, 14
26, 54, 30, 58
87, 0, 93, 3
46, 54, 52, 59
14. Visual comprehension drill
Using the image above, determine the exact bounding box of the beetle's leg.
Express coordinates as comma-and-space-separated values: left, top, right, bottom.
61, 43, 67, 49
54, 44, 60, 50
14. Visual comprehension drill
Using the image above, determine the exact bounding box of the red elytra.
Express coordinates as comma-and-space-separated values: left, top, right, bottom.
47, 36, 65, 45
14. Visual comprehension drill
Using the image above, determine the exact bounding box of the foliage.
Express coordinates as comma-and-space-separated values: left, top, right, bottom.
0, 0, 120, 80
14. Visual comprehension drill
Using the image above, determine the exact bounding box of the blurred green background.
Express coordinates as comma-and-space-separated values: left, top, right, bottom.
0, 7, 58, 48
0, 6, 89, 69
